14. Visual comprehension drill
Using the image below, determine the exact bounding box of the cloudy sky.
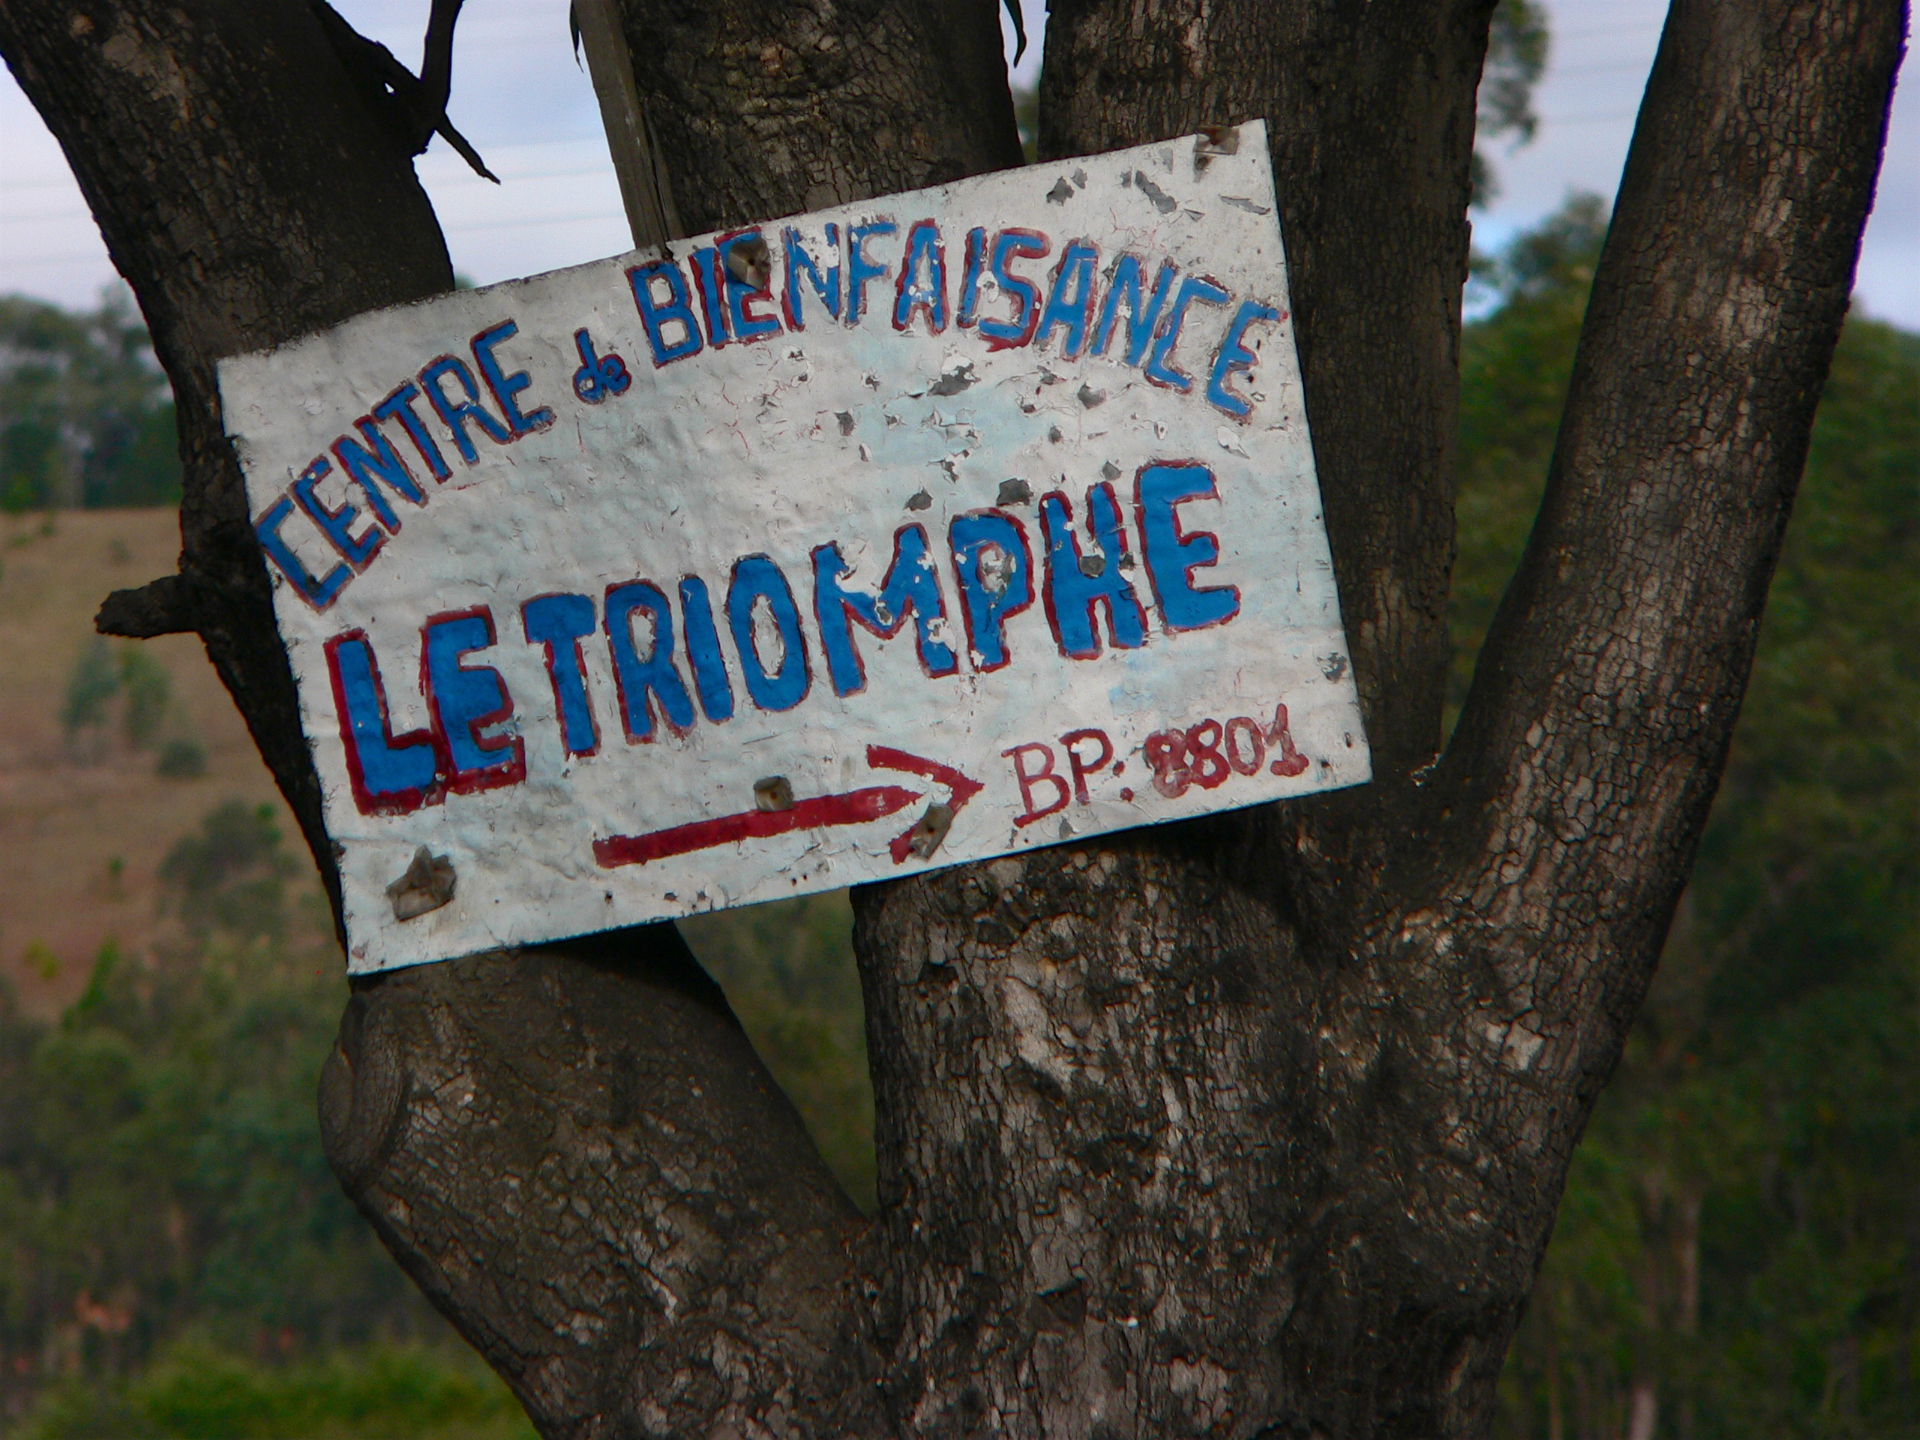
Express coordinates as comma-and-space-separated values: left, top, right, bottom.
2, 1, 1913, 327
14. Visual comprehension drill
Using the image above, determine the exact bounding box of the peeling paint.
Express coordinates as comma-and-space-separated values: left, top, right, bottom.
219, 124, 1369, 973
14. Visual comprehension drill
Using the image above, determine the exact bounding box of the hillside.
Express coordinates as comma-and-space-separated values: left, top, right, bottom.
0, 504, 876, 1203
0, 508, 298, 1016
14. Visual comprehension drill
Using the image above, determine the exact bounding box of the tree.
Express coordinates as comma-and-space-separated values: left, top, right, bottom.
0, 0, 1903, 1433
1450, 200, 1920, 1438
0, 288, 182, 511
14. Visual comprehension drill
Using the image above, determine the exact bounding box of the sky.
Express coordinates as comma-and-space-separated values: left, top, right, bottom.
1, 1, 1914, 328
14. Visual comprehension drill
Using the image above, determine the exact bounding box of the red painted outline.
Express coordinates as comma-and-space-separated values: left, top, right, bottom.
521, 592, 602, 759
420, 604, 527, 797
1133, 460, 1242, 635
947, 507, 1035, 673
891, 219, 949, 334
324, 629, 439, 817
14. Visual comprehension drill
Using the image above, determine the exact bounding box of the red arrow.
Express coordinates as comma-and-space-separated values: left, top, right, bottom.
592, 746, 982, 870
865, 744, 985, 863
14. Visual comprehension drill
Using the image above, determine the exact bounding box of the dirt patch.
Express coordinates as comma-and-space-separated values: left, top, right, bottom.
0, 508, 306, 1017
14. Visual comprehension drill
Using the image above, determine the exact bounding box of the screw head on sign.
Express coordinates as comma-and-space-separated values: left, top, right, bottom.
753, 776, 795, 812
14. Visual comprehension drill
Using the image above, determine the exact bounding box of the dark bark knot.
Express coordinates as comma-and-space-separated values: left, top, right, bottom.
319, 991, 408, 1189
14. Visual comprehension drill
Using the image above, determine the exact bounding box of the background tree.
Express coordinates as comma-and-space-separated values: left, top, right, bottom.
0, 288, 180, 512
0, 1, 1904, 1436
1457, 201, 1920, 1440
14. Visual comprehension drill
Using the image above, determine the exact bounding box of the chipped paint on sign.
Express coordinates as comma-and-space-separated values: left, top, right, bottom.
219, 122, 1371, 974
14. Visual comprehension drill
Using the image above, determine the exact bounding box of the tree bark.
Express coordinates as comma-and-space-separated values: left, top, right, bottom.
0, 0, 456, 922
1, 0, 1904, 1435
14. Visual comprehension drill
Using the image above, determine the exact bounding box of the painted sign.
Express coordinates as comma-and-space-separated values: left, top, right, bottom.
220, 121, 1370, 974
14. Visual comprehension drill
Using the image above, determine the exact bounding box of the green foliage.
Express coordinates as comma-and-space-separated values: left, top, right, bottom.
18, 1343, 533, 1440
155, 739, 208, 781
0, 797, 863, 1431
59, 640, 191, 759
1011, 80, 1039, 164
0, 289, 181, 513
1461, 201, 1920, 1438
1474, 0, 1549, 206
0, 804, 487, 1433
683, 893, 876, 1211
59, 640, 120, 741
156, 802, 296, 942
118, 650, 172, 750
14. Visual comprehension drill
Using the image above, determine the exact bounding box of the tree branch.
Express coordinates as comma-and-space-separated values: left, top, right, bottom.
320, 929, 874, 1437
613, 0, 1022, 234
1042, 0, 1489, 777
0, 0, 457, 910
307, 0, 499, 181
1432, 0, 1905, 1107
0, 7, 889, 1435
95, 572, 204, 638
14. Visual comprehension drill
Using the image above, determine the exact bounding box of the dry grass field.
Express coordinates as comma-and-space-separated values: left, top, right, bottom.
0, 507, 303, 1017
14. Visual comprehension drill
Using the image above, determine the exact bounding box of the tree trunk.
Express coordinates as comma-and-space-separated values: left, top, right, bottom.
0, 0, 1903, 1435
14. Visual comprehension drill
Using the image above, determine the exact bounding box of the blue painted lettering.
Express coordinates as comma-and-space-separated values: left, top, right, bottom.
419, 355, 511, 464
325, 630, 437, 815
293, 455, 384, 569
1092, 255, 1178, 367
1136, 462, 1240, 632
727, 555, 811, 712
846, 220, 898, 327
333, 419, 425, 533
781, 224, 842, 329
256, 495, 348, 609
423, 607, 525, 793
812, 524, 956, 696
1034, 240, 1100, 360
1206, 299, 1281, 419
1144, 275, 1231, 391
1040, 484, 1147, 659
628, 259, 705, 366
521, 593, 600, 757
720, 231, 782, 342
948, 510, 1034, 671
978, 229, 1048, 348
678, 576, 736, 723
605, 580, 696, 741
472, 320, 555, 436
892, 220, 948, 334
373, 382, 451, 482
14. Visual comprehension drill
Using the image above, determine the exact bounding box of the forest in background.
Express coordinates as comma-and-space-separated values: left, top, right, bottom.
0, 292, 180, 514
0, 195, 1913, 1436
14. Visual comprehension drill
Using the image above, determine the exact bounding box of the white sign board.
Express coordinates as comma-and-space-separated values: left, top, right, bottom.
220, 121, 1370, 974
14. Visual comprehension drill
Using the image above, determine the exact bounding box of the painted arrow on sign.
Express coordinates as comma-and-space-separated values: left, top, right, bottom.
592, 745, 984, 870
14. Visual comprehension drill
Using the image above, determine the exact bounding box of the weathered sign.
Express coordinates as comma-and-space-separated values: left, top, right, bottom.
220, 121, 1370, 974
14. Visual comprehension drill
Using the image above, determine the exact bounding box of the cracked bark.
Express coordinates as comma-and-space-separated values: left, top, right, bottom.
0, 0, 1903, 1434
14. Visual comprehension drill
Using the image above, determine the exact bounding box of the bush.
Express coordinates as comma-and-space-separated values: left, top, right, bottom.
118, 650, 171, 749
17, 1343, 533, 1440
60, 639, 119, 741
155, 738, 207, 780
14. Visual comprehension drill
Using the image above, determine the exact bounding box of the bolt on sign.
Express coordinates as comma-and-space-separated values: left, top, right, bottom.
221, 121, 1371, 974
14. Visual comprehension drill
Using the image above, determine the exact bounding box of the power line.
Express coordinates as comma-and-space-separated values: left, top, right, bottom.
1549, 58, 1655, 80
1538, 111, 1639, 126
1553, 19, 1664, 41
441, 210, 627, 234
0, 153, 612, 202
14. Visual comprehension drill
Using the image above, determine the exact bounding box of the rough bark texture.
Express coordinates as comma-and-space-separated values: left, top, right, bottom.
1, 0, 1904, 1435
614, 0, 1024, 232
0, 0, 455, 920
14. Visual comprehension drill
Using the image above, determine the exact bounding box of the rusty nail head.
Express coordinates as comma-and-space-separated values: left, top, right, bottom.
754, 776, 795, 812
